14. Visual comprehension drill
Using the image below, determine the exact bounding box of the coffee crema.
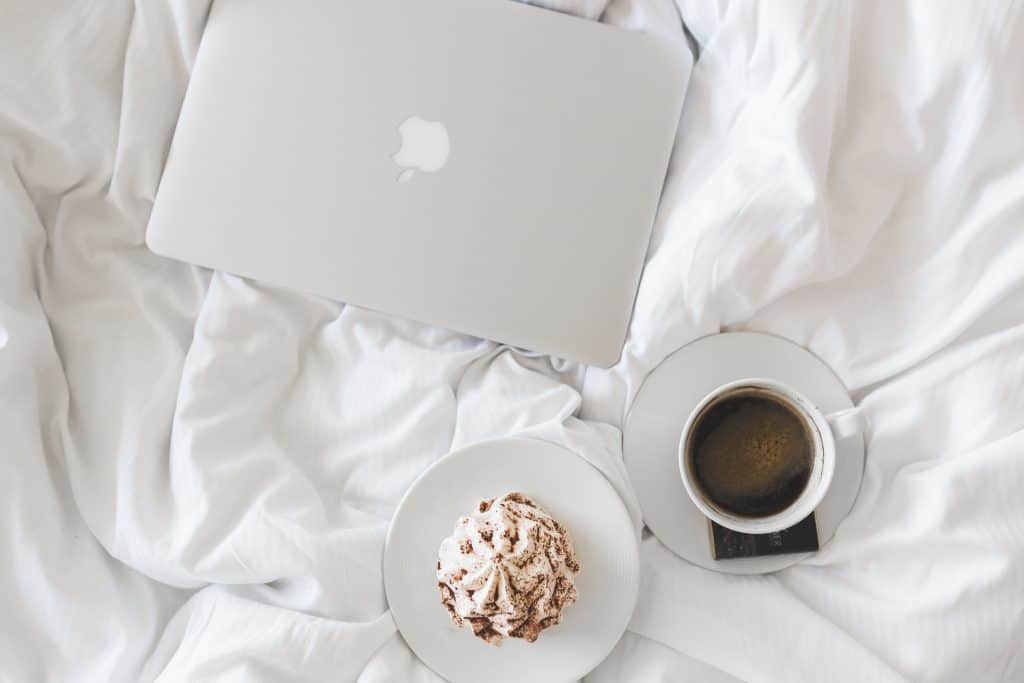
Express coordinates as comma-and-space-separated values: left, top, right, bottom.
690, 390, 814, 518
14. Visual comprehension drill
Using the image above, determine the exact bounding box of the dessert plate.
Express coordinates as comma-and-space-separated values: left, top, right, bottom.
384, 437, 639, 683
624, 332, 866, 574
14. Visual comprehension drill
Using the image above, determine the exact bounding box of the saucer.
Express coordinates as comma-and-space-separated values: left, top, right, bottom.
384, 437, 639, 683
623, 332, 865, 574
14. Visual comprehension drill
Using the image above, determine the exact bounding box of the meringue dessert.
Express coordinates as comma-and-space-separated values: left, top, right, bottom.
436, 491, 580, 645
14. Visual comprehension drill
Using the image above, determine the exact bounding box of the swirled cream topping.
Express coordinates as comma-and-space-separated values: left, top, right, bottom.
437, 491, 580, 645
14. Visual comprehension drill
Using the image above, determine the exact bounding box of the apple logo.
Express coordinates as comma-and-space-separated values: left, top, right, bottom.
392, 116, 450, 183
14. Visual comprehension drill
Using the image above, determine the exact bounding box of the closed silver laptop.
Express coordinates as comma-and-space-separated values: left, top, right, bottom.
146, 0, 690, 366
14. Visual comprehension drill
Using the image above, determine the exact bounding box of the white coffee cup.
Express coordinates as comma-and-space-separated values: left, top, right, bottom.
678, 378, 862, 534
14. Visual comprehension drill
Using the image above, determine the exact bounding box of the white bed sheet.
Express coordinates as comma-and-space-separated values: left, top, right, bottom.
2, 0, 1022, 681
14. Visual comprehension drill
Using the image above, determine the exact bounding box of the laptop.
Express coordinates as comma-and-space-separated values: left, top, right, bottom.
146, 0, 690, 367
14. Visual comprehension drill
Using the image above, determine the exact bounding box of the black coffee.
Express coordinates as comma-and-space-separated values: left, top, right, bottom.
691, 391, 814, 518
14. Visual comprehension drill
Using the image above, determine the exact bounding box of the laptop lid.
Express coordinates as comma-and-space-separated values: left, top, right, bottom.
146, 0, 690, 367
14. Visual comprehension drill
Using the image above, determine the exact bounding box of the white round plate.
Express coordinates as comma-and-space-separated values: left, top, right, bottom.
624, 332, 865, 574
384, 437, 639, 683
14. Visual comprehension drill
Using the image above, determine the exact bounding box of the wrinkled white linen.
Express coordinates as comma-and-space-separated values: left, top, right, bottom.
2, 0, 1023, 681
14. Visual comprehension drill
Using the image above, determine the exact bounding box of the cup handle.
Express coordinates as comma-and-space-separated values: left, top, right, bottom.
826, 407, 863, 441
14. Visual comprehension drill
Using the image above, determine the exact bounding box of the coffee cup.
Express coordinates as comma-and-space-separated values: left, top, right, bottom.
678, 378, 862, 535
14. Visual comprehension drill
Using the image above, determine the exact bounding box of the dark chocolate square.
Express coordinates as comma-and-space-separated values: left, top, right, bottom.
709, 513, 819, 560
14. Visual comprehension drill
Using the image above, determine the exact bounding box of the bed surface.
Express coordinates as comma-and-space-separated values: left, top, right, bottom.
1, 0, 1022, 681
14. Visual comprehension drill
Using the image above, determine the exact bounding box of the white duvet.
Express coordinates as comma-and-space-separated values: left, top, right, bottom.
2, 0, 1023, 681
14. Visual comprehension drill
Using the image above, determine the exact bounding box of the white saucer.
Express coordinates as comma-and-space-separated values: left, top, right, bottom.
384, 437, 639, 683
623, 332, 865, 574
